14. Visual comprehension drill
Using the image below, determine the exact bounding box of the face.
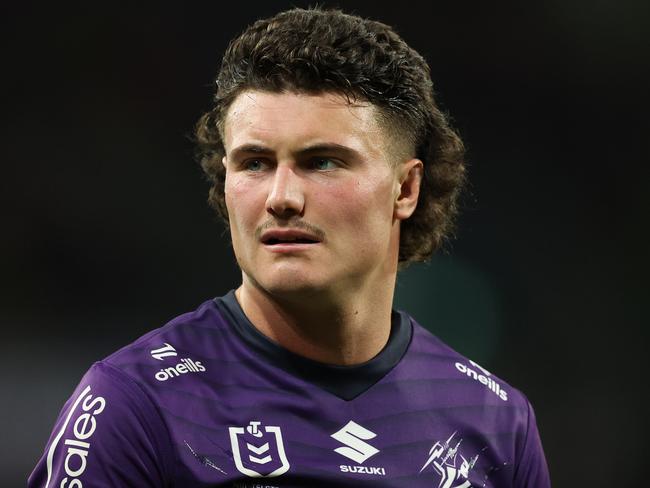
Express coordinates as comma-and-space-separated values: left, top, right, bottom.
222, 90, 420, 300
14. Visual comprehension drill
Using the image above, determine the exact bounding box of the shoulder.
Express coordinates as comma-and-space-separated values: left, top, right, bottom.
403, 314, 550, 486
406, 314, 528, 406
29, 298, 230, 487
102, 297, 228, 382
28, 361, 174, 487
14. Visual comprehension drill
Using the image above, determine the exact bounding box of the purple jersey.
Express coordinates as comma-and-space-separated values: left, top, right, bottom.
30, 291, 550, 487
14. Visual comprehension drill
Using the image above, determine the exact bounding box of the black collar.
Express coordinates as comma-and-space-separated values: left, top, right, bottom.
214, 290, 412, 401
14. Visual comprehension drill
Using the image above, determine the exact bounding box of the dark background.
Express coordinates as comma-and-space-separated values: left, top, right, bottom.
3, 1, 648, 486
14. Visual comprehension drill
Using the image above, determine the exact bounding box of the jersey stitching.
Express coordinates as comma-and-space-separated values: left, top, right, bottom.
512, 397, 533, 483
98, 360, 178, 486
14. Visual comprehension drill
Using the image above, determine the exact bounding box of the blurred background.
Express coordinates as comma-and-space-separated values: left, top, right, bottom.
2, 1, 648, 486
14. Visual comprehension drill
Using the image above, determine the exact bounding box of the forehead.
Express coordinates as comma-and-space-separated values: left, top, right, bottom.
222, 90, 386, 156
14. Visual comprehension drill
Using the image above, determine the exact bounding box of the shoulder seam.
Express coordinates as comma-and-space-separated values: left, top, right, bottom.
96, 360, 178, 483
512, 397, 532, 483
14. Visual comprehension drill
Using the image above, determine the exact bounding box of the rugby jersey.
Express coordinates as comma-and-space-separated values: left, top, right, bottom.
29, 290, 550, 487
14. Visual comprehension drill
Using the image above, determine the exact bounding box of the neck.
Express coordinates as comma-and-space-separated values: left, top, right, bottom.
236, 274, 396, 366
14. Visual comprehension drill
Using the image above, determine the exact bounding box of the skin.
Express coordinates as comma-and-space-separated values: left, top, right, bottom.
222, 90, 422, 365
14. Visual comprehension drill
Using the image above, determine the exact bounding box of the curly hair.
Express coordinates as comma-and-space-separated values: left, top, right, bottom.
195, 7, 466, 266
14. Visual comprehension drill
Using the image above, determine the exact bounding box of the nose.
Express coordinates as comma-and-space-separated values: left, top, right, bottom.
265, 164, 305, 218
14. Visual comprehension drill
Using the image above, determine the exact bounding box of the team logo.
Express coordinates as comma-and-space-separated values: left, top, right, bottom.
420, 431, 478, 488
150, 343, 177, 360
332, 421, 385, 475
229, 421, 290, 478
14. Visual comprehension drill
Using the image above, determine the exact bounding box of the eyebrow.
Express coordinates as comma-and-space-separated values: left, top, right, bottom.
228, 142, 361, 160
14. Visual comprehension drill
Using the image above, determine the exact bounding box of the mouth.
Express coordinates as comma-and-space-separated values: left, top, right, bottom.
260, 229, 322, 249
263, 236, 320, 245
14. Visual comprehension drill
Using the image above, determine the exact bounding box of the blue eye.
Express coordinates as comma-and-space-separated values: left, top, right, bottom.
245, 159, 264, 171
313, 158, 337, 170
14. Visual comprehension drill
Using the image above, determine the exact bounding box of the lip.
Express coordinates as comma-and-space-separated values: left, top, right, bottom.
260, 228, 322, 253
263, 242, 320, 253
261, 228, 321, 243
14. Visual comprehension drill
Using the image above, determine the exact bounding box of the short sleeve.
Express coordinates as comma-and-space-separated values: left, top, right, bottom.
28, 361, 174, 488
513, 399, 551, 488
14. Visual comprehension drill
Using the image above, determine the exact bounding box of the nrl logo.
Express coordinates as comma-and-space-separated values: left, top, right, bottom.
229, 421, 290, 478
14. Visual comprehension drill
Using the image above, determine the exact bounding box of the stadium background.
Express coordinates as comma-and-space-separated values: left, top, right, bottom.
2, 2, 647, 486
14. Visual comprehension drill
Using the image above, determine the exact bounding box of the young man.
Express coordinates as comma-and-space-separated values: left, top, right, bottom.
30, 8, 550, 487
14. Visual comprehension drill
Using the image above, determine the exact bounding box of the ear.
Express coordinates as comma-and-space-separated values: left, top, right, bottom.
394, 158, 423, 221
222, 156, 228, 168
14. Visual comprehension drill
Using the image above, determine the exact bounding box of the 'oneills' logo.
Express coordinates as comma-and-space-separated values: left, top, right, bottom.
150, 342, 206, 382
454, 360, 508, 401
150, 343, 177, 360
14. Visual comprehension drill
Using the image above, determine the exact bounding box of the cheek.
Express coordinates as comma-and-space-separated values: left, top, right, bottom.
225, 177, 264, 225
324, 177, 394, 231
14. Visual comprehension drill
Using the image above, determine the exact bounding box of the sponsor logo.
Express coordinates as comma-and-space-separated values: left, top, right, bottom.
229, 421, 290, 478
45, 385, 106, 488
340, 465, 386, 475
150, 342, 177, 360
233, 484, 280, 488
420, 431, 478, 488
454, 360, 508, 401
331, 420, 385, 476
154, 358, 206, 382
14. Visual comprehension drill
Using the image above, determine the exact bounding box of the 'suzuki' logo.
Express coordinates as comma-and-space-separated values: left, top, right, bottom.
150, 343, 177, 360
332, 421, 386, 476
45, 385, 106, 488
455, 360, 508, 401
331, 421, 379, 464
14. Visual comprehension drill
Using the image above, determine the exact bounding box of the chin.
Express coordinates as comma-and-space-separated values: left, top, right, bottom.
250, 266, 333, 299
263, 275, 326, 297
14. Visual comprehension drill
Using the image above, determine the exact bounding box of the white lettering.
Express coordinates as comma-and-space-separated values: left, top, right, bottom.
154, 358, 206, 381
454, 361, 508, 401
73, 414, 96, 440
58, 391, 106, 486
64, 447, 88, 478
81, 395, 105, 416
338, 465, 386, 475
164, 366, 179, 377
64, 439, 90, 449
60, 478, 83, 487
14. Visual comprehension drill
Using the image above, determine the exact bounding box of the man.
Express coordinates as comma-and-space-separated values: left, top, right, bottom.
30, 7, 550, 487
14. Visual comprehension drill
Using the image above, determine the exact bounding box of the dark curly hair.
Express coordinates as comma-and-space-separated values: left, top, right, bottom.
195, 7, 466, 266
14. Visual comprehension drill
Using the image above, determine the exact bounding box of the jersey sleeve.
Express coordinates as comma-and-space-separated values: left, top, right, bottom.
28, 361, 174, 488
513, 399, 551, 488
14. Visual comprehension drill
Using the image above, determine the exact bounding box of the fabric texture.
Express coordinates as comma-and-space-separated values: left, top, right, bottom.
30, 291, 550, 487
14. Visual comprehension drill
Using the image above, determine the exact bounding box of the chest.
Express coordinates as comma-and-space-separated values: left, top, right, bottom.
154, 380, 515, 487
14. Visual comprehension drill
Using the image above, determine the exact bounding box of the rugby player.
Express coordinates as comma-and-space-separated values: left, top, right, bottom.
30, 7, 550, 487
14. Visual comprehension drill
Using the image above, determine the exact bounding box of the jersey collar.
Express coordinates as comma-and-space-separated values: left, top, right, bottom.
214, 290, 412, 401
